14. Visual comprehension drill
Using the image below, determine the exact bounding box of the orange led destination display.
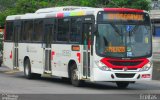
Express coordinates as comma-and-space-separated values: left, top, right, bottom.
105, 46, 126, 53
104, 13, 144, 21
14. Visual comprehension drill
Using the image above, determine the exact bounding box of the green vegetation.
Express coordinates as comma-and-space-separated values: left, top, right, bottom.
0, 0, 151, 26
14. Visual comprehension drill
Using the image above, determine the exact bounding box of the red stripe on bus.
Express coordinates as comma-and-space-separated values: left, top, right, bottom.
77, 53, 81, 63
100, 58, 149, 69
57, 13, 64, 18
10, 51, 12, 59
51, 51, 55, 60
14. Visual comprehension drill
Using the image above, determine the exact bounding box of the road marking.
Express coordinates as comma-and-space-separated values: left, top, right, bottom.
4, 70, 20, 74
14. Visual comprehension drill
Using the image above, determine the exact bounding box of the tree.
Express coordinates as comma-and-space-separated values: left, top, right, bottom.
0, 0, 50, 26
14, 0, 50, 14
106, 0, 151, 10
0, 0, 17, 12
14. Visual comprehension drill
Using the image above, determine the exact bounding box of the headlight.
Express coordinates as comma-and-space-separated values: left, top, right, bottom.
95, 61, 111, 71
139, 62, 152, 71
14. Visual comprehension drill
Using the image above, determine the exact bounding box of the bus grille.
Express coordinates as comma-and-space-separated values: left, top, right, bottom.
108, 61, 142, 66
115, 73, 135, 78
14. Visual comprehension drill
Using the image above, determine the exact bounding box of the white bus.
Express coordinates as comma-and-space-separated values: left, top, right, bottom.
3, 6, 152, 88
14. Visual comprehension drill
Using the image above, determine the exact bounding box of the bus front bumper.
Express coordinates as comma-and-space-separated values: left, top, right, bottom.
91, 67, 152, 82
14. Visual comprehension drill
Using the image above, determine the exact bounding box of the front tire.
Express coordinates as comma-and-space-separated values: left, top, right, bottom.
70, 63, 84, 87
116, 82, 129, 89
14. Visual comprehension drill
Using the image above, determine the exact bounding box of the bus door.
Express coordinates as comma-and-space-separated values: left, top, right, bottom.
82, 16, 94, 78
43, 19, 54, 73
13, 21, 21, 69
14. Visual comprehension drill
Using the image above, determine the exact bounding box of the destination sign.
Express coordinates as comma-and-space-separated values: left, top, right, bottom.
103, 13, 144, 21
105, 46, 126, 53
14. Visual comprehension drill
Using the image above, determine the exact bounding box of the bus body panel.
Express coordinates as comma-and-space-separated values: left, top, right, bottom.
3, 42, 14, 69
51, 44, 83, 78
18, 43, 44, 74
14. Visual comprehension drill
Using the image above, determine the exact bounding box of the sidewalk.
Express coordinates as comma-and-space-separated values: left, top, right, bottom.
0, 64, 10, 72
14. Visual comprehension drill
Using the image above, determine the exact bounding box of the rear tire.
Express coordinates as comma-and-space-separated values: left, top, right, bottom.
24, 59, 41, 79
70, 63, 84, 87
116, 82, 129, 89
24, 59, 33, 79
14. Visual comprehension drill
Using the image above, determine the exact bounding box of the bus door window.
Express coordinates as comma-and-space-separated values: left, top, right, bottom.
13, 21, 21, 69
83, 24, 92, 50
44, 24, 53, 47
44, 19, 54, 47
82, 23, 92, 77
43, 19, 54, 72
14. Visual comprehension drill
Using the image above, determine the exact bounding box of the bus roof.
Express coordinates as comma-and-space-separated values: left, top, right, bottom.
35, 6, 94, 14
6, 6, 99, 20
6, 6, 147, 21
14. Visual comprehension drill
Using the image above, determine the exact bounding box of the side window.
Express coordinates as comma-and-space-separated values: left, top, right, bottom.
53, 19, 57, 41
13, 21, 21, 42
33, 20, 43, 42
70, 18, 82, 43
22, 20, 33, 41
5, 22, 14, 41
57, 18, 69, 42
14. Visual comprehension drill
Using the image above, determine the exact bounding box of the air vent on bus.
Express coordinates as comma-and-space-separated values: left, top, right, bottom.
115, 73, 135, 78
112, 68, 138, 70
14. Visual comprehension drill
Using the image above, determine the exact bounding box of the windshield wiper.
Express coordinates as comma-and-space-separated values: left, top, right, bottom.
130, 25, 139, 35
110, 23, 122, 36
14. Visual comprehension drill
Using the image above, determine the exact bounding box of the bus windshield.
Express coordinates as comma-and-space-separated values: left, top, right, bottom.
96, 12, 152, 58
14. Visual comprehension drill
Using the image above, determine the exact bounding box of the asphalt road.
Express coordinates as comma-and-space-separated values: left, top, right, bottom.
0, 65, 160, 100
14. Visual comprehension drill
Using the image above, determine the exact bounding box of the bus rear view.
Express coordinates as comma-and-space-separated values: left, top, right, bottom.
93, 8, 152, 88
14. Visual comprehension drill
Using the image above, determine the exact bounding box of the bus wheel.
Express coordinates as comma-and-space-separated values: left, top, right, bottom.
24, 59, 34, 79
116, 82, 129, 89
24, 59, 41, 79
70, 63, 84, 87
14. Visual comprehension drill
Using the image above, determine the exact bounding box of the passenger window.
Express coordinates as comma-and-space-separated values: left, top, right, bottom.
5, 22, 14, 41
57, 18, 69, 41
70, 18, 82, 43
33, 20, 43, 42
23, 20, 33, 41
